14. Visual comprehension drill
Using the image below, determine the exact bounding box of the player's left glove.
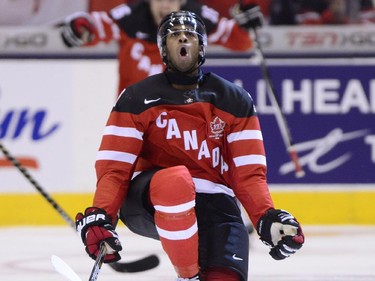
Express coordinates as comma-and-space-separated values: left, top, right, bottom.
231, 3, 264, 30
257, 209, 304, 260
76, 207, 122, 263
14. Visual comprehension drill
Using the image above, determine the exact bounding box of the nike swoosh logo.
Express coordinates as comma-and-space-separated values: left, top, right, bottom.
144, 98, 161, 104
232, 254, 243, 261
136, 31, 149, 39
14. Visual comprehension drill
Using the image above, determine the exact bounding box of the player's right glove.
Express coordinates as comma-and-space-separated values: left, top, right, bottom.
61, 12, 96, 47
256, 209, 304, 260
231, 3, 264, 30
76, 207, 122, 263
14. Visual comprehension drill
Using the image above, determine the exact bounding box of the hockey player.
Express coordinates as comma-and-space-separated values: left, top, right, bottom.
61, 0, 263, 95
75, 11, 304, 281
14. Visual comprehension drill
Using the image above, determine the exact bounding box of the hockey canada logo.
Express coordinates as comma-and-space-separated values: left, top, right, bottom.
210, 116, 225, 139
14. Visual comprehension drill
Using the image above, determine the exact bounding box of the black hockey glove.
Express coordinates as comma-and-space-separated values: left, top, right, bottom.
76, 207, 122, 263
257, 209, 304, 260
61, 12, 96, 47
231, 3, 264, 30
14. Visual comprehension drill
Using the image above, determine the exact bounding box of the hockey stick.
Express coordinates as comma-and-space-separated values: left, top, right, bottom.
0, 140, 160, 273
88, 243, 107, 281
51, 242, 106, 281
251, 28, 305, 177
0, 141, 75, 228
51, 255, 82, 281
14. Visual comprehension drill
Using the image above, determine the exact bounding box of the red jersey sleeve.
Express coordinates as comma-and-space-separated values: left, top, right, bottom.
226, 95, 274, 226
82, 10, 121, 46
207, 17, 253, 51
198, 4, 253, 51
93, 107, 144, 221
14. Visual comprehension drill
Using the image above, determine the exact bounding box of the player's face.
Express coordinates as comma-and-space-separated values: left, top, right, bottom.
165, 26, 200, 73
150, 0, 182, 26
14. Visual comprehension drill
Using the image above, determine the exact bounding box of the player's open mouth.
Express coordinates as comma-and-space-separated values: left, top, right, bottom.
180, 47, 187, 57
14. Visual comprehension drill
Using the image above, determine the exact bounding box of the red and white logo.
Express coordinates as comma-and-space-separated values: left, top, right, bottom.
209, 116, 225, 139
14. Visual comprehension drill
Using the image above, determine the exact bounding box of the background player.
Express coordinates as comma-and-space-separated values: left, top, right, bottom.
60, 0, 263, 95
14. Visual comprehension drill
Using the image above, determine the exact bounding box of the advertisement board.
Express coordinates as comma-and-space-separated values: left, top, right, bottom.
2, 25, 375, 58
0, 60, 116, 192
1, 59, 374, 194
203, 61, 375, 184
1, 59, 374, 224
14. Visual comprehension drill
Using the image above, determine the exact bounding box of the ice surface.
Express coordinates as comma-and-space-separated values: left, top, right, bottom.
1, 225, 374, 281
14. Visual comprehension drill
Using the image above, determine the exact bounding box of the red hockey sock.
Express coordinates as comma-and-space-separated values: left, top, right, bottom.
149, 166, 199, 278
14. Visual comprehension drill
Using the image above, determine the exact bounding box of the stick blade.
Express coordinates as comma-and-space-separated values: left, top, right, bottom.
108, 254, 160, 273
51, 255, 82, 281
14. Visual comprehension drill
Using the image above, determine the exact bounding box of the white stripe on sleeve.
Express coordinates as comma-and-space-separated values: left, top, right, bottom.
233, 154, 267, 167
103, 125, 143, 140
227, 130, 263, 143
96, 150, 137, 164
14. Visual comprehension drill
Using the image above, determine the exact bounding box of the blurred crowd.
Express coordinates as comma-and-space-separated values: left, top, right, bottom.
1, 0, 375, 26
197, 0, 375, 25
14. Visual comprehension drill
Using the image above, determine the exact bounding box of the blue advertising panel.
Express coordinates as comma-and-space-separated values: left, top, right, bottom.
203, 63, 375, 184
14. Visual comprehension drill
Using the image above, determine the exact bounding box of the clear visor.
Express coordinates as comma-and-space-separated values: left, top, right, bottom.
165, 26, 200, 39
157, 13, 207, 54
161, 24, 206, 47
